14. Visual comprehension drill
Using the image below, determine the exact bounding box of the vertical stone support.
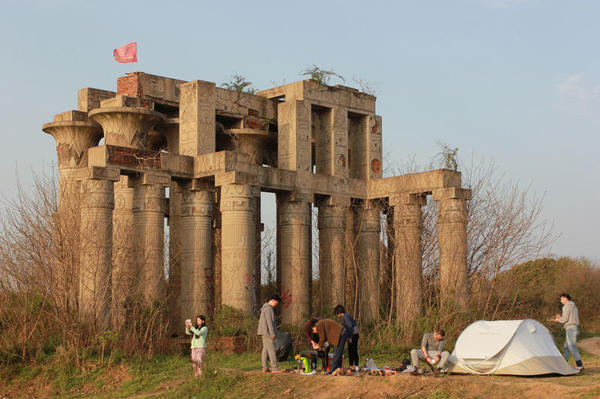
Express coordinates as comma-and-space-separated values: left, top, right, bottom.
179, 80, 216, 156
212, 191, 222, 310
180, 188, 214, 318
433, 188, 471, 308
220, 184, 256, 312
167, 181, 183, 331
133, 181, 166, 306
278, 196, 312, 325
354, 201, 381, 325
79, 175, 117, 330
254, 194, 262, 310
277, 99, 311, 172
317, 202, 347, 310
111, 176, 135, 330
333, 107, 348, 178
392, 194, 426, 323
43, 111, 103, 314
344, 208, 357, 314
368, 115, 383, 179
312, 106, 333, 176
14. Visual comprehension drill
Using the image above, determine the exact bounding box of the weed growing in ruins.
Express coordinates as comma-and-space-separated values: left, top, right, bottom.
220, 74, 256, 94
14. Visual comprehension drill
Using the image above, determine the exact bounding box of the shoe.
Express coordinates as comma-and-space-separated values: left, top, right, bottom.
577, 366, 584, 372
271, 369, 283, 374
261, 370, 270, 374
439, 367, 449, 374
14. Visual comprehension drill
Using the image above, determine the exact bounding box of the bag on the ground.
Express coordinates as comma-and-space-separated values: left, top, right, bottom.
274, 330, 292, 361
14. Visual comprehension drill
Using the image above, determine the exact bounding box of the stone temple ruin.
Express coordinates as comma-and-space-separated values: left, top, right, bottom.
42, 72, 471, 331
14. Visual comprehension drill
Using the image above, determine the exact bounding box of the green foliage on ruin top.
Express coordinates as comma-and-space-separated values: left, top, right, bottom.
220, 74, 257, 94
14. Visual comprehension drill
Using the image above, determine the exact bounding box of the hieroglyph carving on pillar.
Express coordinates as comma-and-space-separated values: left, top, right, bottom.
133, 183, 166, 306
437, 197, 469, 308
393, 195, 425, 323
180, 189, 214, 319
79, 178, 114, 331
318, 205, 347, 309
278, 198, 311, 325
220, 184, 256, 312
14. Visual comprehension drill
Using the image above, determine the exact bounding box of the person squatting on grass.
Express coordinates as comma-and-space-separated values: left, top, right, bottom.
410, 329, 450, 372
258, 294, 283, 373
334, 305, 359, 371
554, 293, 584, 370
185, 315, 208, 378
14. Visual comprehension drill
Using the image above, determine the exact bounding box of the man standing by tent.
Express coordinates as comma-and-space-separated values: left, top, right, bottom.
410, 329, 450, 372
258, 294, 283, 373
554, 293, 584, 370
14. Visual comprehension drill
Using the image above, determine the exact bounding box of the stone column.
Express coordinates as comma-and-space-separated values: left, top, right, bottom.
133, 181, 166, 306
392, 194, 426, 323
180, 188, 214, 319
167, 180, 183, 333
354, 200, 381, 325
433, 188, 471, 308
42, 111, 103, 314
344, 207, 357, 314
220, 184, 256, 312
111, 176, 135, 330
212, 192, 222, 311
318, 203, 347, 310
79, 176, 116, 331
278, 196, 312, 325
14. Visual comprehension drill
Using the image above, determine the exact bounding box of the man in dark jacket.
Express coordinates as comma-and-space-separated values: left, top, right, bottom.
312, 318, 344, 373
257, 294, 282, 373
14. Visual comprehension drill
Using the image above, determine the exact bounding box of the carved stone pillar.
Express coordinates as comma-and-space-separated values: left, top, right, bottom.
344, 207, 357, 314
433, 188, 471, 308
318, 203, 346, 310
133, 182, 166, 306
354, 200, 380, 325
278, 196, 311, 325
42, 111, 102, 313
392, 194, 426, 323
180, 188, 214, 319
111, 176, 135, 330
79, 176, 116, 330
167, 180, 183, 333
220, 184, 256, 312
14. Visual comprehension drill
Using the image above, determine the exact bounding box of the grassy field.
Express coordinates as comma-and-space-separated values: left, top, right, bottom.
1, 344, 599, 399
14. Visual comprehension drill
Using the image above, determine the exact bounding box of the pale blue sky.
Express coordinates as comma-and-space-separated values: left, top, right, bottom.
1, 0, 598, 261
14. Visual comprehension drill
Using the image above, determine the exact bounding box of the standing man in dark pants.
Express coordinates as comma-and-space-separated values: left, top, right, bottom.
335, 305, 359, 371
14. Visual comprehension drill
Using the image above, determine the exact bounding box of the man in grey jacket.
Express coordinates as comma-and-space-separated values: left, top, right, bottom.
554, 293, 584, 370
257, 294, 282, 373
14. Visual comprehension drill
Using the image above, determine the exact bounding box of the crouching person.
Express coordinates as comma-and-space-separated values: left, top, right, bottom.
410, 329, 450, 372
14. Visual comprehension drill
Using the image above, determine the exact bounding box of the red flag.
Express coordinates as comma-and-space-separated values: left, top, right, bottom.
113, 42, 137, 63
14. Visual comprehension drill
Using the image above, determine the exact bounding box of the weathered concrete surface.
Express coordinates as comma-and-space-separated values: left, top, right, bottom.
180, 189, 213, 318
44, 72, 473, 330
278, 197, 312, 325
220, 184, 256, 312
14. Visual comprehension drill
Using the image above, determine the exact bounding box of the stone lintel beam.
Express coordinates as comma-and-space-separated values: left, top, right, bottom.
75, 166, 121, 182
316, 194, 351, 208
389, 193, 427, 207
368, 169, 463, 199
214, 171, 258, 187
182, 178, 215, 192
432, 187, 472, 201
89, 104, 165, 149
87, 145, 194, 178
139, 171, 171, 186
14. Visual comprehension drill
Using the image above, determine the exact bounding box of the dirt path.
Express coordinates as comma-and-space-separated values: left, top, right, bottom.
580, 337, 600, 357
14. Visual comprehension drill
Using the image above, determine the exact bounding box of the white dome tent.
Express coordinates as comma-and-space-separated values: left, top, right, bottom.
448, 319, 579, 376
